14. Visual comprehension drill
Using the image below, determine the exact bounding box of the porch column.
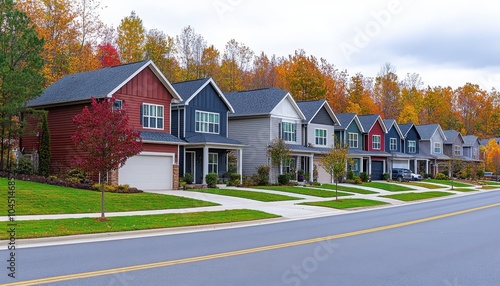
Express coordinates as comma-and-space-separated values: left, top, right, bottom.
202, 146, 209, 185
425, 160, 429, 174
309, 154, 314, 183
237, 148, 243, 184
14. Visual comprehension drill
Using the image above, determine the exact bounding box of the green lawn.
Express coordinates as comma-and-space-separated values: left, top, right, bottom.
406, 182, 444, 189
481, 180, 500, 186
316, 184, 378, 194
0, 209, 278, 239
481, 185, 500, 190
0, 178, 217, 215
253, 186, 352, 198
361, 182, 414, 192
450, 188, 478, 192
425, 179, 474, 188
300, 198, 388, 209
188, 188, 302, 202
381, 191, 454, 201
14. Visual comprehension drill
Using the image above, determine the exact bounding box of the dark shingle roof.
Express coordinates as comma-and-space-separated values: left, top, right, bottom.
398, 123, 414, 136
225, 88, 289, 116
140, 131, 185, 144
480, 138, 500, 146
383, 119, 395, 130
27, 61, 151, 107
296, 100, 325, 122
335, 113, 357, 131
357, 114, 381, 133
286, 144, 330, 154
462, 135, 478, 147
415, 124, 441, 140
171, 78, 210, 102
443, 130, 462, 144
184, 133, 244, 146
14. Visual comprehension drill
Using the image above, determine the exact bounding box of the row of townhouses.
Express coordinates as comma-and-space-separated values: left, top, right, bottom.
20, 61, 486, 190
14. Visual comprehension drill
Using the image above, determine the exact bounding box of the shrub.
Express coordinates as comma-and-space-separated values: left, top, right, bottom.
38, 112, 51, 177
243, 176, 256, 187
205, 173, 218, 188
383, 172, 390, 181
360, 172, 369, 182
278, 173, 291, 185
92, 183, 141, 193
346, 170, 354, 180
255, 165, 270, 185
184, 173, 194, 184
66, 168, 88, 184
435, 173, 448, 180
347, 175, 362, 185
477, 169, 484, 178
227, 173, 241, 186
16, 156, 33, 175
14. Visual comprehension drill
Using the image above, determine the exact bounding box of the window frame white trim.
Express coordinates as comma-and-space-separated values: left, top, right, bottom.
315, 128, 327, 146
282, 121, 297, 143
408, 140, 416, 153
348, 132, 358, 148
113, 99, 123, 110
142, 103, 164, 130
434, 142, 442, 154
454, 145, 461, 156
389, 137, 397, 151
195, 110, 220, 134
208, 153, 218, 174
372, 135, 381, 150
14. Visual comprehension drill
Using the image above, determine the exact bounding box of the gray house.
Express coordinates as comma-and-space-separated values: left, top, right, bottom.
297, 99, 339, 183
443, 130, 466, 159
226, 88, 307, 182
415, 124, 449, 175
463, 135, 481, 161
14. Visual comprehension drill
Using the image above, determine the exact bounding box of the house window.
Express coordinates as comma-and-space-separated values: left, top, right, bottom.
282, 122, 296, 142
454, 145, 461, 156
208, 153, 218, 173
390, 138, 397, 151
350, 160, 359, 171
142, 103, 164, 129
434, 142, 442, 154
315, 129, 327, 146
113, 99, 122, 110
408, 140, 416, 153
195, 111, 219, 134
372, 135, 381, 150
348, 133, 358, 148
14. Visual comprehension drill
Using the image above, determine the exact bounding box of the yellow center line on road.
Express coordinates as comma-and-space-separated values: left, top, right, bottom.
6, 202, 500, 286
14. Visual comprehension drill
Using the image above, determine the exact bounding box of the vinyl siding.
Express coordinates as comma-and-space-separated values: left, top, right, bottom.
307, 123, 335, 148
310, 107, 335, 125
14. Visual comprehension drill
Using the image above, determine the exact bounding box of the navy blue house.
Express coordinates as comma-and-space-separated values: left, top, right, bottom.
171, 78, 245, 184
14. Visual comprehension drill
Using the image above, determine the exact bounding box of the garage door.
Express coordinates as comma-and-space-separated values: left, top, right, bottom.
314, 158, 332, 184
393, 160, 408, 169
119, 154, 173, 190
371, 161, 384, 180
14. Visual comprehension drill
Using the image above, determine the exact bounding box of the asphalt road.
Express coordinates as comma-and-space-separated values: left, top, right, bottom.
3, 190, 500, 286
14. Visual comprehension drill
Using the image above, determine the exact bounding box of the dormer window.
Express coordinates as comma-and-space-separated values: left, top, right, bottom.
195, 110, 219, 134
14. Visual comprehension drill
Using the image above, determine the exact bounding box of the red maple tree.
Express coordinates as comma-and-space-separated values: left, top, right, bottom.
72, 98, 142, 218
97, 43, 121, 68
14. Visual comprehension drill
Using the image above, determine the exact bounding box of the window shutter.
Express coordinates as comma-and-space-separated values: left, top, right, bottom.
278, 123, 282, 139
140, 104, 143, 126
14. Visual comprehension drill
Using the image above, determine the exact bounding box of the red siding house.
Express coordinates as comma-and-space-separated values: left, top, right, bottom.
357, 114, 389, 180
21, 60, 184, 190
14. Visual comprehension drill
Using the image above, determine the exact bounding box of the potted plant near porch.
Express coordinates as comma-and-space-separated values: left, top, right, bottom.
297, 169, 305, 182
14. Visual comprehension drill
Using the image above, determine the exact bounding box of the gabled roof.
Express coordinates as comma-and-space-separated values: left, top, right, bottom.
480, 138, 500, 146
27, 60, 181, 108
358, 114, 388, 133
335, 113, 364, 132
398, 123, 416, 137
296, 99, 339, 125
225, 88, 305, 119
443, 130, 464, 144
415, 124, 446, 141
172, 78, 234, 113
463, 135, 480, 147
383, 119, 404, 138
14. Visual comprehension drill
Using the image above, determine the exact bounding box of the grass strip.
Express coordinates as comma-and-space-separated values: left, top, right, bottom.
0, 209, 279, 239
425, 179, 474, 188
300, 198, 388, 209
188, 188, 302, 202
316, 184, 378, 194
406, 182, 444, 189
381, 191, 454, 202
449, 188, 478, 192
0, 178, 217, 215
361, 182, 414, 192
253, 186, 351, 198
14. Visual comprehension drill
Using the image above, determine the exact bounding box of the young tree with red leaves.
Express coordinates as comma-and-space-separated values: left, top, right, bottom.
97, 42, 121, 67
72, 98, 142, 218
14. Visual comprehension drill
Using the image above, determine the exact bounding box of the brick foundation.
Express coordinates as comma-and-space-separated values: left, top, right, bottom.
172, 164, 179, 190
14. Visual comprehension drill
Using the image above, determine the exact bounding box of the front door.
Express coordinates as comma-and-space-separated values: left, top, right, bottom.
185, 151, 196, 183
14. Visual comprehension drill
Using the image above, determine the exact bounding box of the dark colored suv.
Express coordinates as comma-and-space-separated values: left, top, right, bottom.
392, 168, 412, 182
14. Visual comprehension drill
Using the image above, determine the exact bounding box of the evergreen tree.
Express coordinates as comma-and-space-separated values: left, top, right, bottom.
38, 112, 50, 177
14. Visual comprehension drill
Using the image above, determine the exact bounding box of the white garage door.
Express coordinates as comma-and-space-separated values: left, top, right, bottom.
393, 160, 409, 169
119, 154, 173, 190
314, 158, 332, 184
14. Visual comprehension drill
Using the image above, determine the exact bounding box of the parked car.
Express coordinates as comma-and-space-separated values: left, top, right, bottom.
410, 172, 422, 181
484, 172, 499, 181
392, 168, 412, 182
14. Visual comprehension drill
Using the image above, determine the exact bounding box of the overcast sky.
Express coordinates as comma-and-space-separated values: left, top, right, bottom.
99, 0, 500, 91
